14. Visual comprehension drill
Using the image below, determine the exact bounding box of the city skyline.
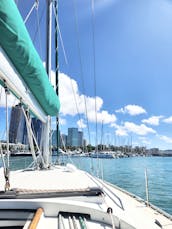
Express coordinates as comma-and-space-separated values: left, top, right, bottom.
0, 103, 170, 150
52, 127, 84, 148
7, 105, 85, 148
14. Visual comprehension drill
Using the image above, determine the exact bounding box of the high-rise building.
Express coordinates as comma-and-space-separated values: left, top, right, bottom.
78, 131, 83, 147
9, 105, 43, 146
9, 104, 25, 144
83, 139, 87, 148
67, 128, 83, 147
67, 128, 78, 147
31, 118, 42, 146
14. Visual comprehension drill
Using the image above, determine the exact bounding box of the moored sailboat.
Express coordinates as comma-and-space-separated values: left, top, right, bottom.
0, 1, 171, 229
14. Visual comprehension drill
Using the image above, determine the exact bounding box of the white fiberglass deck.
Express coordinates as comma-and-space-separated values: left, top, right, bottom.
0, 164, 171, 229
0, 164, 97, 192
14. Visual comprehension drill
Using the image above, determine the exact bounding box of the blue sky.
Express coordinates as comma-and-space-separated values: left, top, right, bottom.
1, 0, 172, 149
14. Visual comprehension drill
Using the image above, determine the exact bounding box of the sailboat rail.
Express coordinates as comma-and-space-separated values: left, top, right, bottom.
105, 179, 172, 222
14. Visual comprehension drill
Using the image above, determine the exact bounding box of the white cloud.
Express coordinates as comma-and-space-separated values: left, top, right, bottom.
51, 118, 66, 129
87, 110, 117, 124
77, 119, 86, 129
79, 95, 103, 114
116, 104, 146, 116
58, 72, 116, 124
163, 116, 172, 124
110, 123, 118, 128
112, 121, 156, 136
142, 116, 163, 126
124, 122, 156, 135
58, 73, 79, 116
111, 123, 128, 136
59, 117, 66, 125
138, 137, 151, 145
159, 135, 172, 144
58, 73, 101, 116
115, 127, 128, 136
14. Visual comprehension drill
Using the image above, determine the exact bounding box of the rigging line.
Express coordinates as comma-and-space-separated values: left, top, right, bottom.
90, 0, 99, 177
30, 120, 41, 153
58, 134, 74, 165
0, 87, 6, 141
24, 0, 44, 60
59, 134, 65, 164
69, 82, 83, 134
0, 87, 6, 171
4, 85, 10, 191
72, 0, 91, 145
0, 141, 7, 171
90, 0, 98, 152
71, 0, 93, 171
53, 2, 90, 156
4, 86, 10, 169
33, 2, 46, 46
100, 120, 104, 150
57, 24, 68, 67
35, 4, 43, 59
52, 3, 68, 67
24, 1, 38, 24
52, 2, 84, 160
52, 2, 83, 128
60, 133, 67, 152
0, 94, 7, 142
54, 0, 60, 161
21, 107, 39, 167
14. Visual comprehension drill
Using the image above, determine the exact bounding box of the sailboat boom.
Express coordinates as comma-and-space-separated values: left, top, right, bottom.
0, 47, 47, 123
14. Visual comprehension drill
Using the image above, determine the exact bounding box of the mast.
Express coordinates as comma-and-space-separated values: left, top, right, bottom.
55, 0, 59, 155
46, 0, 52, 76
42, 0, 53, 167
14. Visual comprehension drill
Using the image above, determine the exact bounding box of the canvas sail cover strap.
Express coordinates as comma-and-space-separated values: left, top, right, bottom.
0, 0, 60, 116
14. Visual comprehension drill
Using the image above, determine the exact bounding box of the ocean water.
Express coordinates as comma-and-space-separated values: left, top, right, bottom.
57, 156, 172, 215
3, 155, 172, 215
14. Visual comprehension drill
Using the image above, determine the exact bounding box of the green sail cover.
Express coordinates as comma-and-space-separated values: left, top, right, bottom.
0, 0, 60, 116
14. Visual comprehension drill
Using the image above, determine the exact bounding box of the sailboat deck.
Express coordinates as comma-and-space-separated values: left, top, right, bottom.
0, 165, 97, 192
0, 165, 171, 229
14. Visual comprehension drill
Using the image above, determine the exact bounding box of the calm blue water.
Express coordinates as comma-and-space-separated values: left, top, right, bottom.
2, 156, 172, 215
